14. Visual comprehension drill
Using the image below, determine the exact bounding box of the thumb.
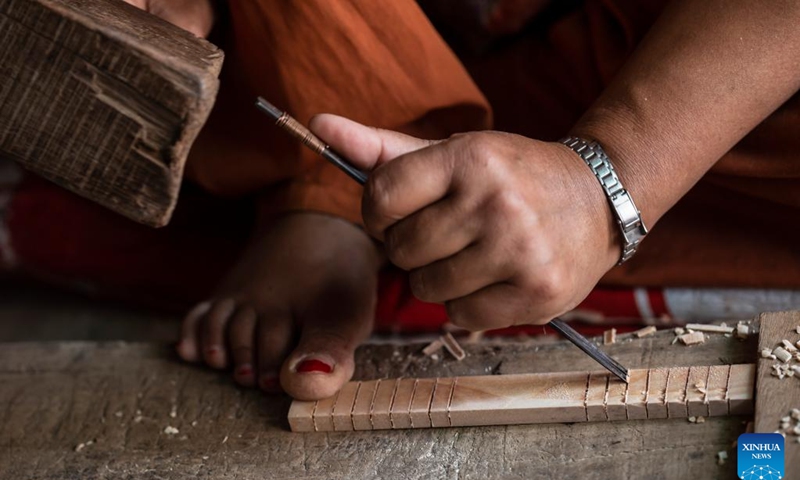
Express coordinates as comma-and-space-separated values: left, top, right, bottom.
309, 114, 438, 172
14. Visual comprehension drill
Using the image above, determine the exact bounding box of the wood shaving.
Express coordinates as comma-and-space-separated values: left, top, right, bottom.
674, 327, 686, 336
603, 329, 617, 345
163, 426, 179, 435
678, 331, 705, 346
735, 324, 749, 339
74, 439, 95, 452
773, 346, 792, 363
421, 339, 443, 357
696, 416, 706, 423
440, 332, 467, 361
685, 323, 734, 334
761, 348, 774, 358
632, 326, 657, 338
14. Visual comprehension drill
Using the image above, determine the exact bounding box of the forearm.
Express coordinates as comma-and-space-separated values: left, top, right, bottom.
571, 0, 800, 228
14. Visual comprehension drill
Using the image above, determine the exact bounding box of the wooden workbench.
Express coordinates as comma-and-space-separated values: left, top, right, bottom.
0, 323, 758, 479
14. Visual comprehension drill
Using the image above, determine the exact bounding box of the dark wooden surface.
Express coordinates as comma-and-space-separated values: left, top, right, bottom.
754, 311, 800, 471
0, 0, 223, 227
0, 318, 759, 479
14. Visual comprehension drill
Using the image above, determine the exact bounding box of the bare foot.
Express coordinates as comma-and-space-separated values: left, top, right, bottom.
176, 212, 381, 400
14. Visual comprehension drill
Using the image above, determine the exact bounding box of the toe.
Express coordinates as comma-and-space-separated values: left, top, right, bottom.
177, 301, 211, 362
228, 306, 258, 387
280, 313, 372, 401
200, 298, 237, 369
256, 313, 294, 394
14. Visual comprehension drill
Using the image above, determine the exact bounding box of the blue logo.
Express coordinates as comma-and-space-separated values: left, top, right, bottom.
738, 433, 785, 479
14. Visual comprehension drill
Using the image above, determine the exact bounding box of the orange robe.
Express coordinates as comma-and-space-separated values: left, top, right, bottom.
187, 0, 800, 289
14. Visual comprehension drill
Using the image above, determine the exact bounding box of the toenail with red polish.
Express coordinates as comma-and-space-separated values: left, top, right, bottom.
296, 359, 333, 374
236, 364, 253, 377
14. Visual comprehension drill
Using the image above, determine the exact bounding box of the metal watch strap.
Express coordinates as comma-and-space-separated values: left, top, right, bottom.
560, 136, 648, 265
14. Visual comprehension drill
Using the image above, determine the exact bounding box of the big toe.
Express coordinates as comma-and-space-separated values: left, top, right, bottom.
280, 333, 360, 401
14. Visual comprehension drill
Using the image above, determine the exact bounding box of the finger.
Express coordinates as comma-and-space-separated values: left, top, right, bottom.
409, 242, 511, 303
445, 283, 549, 331
280, 308, 373, 401
384, 195, 479, 270
256, 313, 295, 393
363, 141, 457, 238
122, 0, 147, 8
227, 306, 258, 387
177, 301, 211, 362
200, 298, 237, 369
309, 114, 436, 171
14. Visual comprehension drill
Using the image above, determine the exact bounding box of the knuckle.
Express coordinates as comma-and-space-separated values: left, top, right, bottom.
521, 266, 567, 304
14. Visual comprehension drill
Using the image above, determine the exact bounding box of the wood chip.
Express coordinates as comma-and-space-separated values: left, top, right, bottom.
761, 348, 774, 358
163, 426, 179, 435
685, 323, 734, 334
774, 346, 792, 363
716, 451, 728, 465
735, 324, 750, 339
674, 327, 686, 335
603, 328, 617, 345
678, 331, 705, 346
440, 332, 466, 361
421, 339, 443, 357
782, 339, 798, 352
632, 326, 657, 338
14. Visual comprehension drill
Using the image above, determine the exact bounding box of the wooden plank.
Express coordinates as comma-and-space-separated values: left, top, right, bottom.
0, 316, 764, 480
0, 0, 223, 227
0, 317, 761, 479
754, 311, 800, 470
289, 365, 756, 432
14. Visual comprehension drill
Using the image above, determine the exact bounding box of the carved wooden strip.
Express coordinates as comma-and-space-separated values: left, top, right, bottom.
288, 365, 756, 432
645, 368, 669, 419
313, 393, 337, 432
665, 367, 690, 418
389, 379, 415, 429
351, 380, 379, 431
706, 365, 731, 417
626, 369, 649, 420
686, 365, 711, 418
605, 377, 628, 421
408, 378, 436, 428
430, 377, 455, 427
728, 363, 755, 415
585, 373, 608, 422
371, 379, 397, 430
332, 381, 360, 432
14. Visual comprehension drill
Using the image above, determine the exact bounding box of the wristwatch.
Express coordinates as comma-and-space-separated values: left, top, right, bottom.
560, 136, 648, 265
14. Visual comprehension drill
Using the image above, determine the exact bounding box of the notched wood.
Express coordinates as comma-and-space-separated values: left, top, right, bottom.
0, 0, 223, 227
